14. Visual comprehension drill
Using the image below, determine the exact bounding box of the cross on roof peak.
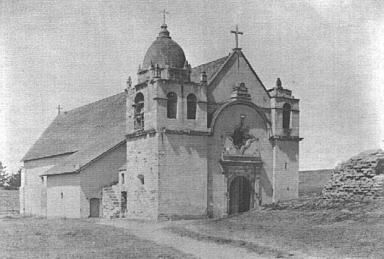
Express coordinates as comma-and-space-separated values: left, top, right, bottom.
57, 105, 62, 115
230, 25, 244, 50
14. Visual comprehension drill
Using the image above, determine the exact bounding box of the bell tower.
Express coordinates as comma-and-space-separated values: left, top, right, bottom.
269, 78, 302, 201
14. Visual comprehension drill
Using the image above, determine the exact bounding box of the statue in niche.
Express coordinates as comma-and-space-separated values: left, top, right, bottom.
224, 115, 258, 155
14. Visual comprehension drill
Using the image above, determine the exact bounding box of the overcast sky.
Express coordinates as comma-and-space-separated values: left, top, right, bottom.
1, 0, 384, 173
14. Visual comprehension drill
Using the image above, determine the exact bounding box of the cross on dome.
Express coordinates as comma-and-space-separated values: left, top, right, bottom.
161, 9, 169, 25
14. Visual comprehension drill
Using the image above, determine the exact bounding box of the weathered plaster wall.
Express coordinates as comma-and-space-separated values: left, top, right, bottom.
125, 134, 159, 219
158, 133, 208, 218
80, 143, 126, 218
46, 173, 80, 218
273, 141, 299, 201
208, 104, 273, 217
21, 154, 72, 216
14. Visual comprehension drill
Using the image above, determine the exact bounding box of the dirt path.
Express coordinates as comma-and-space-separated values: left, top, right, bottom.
98, 219, 310, 259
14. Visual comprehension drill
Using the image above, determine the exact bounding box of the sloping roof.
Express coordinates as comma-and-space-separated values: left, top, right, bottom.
22, 92, 126, 162
42, 138, 126, 176
190, 55, 229, 83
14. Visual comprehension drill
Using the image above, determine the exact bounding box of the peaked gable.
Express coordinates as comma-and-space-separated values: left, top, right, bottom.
22, 92, 126, 162
191, 56, 229, 83
207, 50, 271, 108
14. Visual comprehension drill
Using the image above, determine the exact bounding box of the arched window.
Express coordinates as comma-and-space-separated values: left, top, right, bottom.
282, 103, 291, 130
187, 94, 197, 120
134, 93, 144, 130
167, 92, 177, 119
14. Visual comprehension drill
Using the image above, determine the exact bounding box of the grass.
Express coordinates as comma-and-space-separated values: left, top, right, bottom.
167, 197, 384, 258
0, 216, 195, 259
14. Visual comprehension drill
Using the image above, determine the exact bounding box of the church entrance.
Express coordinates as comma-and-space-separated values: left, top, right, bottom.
90, 198, 100, 217
229, 176, 251, 214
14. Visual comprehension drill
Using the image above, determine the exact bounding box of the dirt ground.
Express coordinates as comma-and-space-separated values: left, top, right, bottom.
2, 198, 384, 258
166, 198, 384, 258
0, 216, 194, 259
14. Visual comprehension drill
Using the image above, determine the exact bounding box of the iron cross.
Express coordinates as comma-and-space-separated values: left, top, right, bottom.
161, 9, 169, 24
230, 25, 244, 49
57, 105, 62, 115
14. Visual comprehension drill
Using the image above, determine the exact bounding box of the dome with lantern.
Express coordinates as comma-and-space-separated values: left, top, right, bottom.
142, 24, 186, 69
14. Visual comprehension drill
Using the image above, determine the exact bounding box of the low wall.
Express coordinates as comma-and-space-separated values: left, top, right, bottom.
0, 189, 19, 215
322, 149, 384, 200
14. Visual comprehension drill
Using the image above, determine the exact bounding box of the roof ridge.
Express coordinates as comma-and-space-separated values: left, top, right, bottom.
192, 55, 229, 70
62, 91, 125, 116
22, 91, 127, 162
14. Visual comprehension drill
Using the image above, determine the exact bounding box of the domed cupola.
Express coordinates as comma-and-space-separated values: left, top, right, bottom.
142, 24, 186, 69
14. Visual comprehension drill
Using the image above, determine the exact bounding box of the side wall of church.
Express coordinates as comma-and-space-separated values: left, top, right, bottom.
21, 154, 71, 216
273, 141, 299, 201
46, 173, 80, 218
158, 133, 208, 219
80, 143, 126, 218
208, 104, 274, 217
125, 134, 159, 219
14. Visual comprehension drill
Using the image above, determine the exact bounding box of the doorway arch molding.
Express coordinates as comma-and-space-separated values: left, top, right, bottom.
219, 157, 262, 216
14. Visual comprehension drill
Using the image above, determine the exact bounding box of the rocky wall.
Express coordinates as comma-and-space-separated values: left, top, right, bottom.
322, 150, 384, 200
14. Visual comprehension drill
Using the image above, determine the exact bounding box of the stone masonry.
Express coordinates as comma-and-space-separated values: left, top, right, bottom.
322, 149, 384, 201
102, 185, 121, 219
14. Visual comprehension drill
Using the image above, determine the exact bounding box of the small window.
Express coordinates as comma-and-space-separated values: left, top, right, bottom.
61, 192, 64, 199
282, 103, 291, 130
187, 94, 197, 120
137, 174, 144, 185
121, 173, 125, 184
167, 92, 177, 119
134, 93, 144, 130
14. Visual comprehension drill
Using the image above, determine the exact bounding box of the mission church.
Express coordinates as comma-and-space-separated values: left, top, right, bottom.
20, 21, 301, 219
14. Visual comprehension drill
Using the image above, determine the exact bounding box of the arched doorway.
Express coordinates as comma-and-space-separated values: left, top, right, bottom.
229, 176, 251, 214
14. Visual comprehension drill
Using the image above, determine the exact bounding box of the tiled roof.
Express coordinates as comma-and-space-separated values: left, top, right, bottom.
22, 92, 126, 162
190, 55, 229, 83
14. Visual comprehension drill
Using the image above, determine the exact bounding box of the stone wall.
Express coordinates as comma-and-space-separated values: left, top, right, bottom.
322, 150, 384, 200
0, 189, 19, 215
102, 185, 121, 219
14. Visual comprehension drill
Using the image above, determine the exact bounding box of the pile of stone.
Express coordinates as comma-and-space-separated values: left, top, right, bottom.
322, 149, 384, 201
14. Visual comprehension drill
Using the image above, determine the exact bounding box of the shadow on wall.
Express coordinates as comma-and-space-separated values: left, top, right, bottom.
278, 141, 298, 163
163, 133, 207, 158
260, 167, 273, 198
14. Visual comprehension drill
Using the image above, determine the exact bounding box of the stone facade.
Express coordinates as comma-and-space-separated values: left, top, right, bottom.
322, 150, 384, 200
118, 24, 302, 220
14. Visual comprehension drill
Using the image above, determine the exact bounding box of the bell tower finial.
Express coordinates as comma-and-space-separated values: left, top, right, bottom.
161, 9, 169, 25
158, 9, 171, 38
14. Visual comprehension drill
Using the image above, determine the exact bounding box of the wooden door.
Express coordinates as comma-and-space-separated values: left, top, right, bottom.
90, 198, 100, 217
229, 176, 251, 214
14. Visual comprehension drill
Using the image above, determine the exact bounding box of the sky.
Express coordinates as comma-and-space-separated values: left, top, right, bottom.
1, 0, 384, 174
